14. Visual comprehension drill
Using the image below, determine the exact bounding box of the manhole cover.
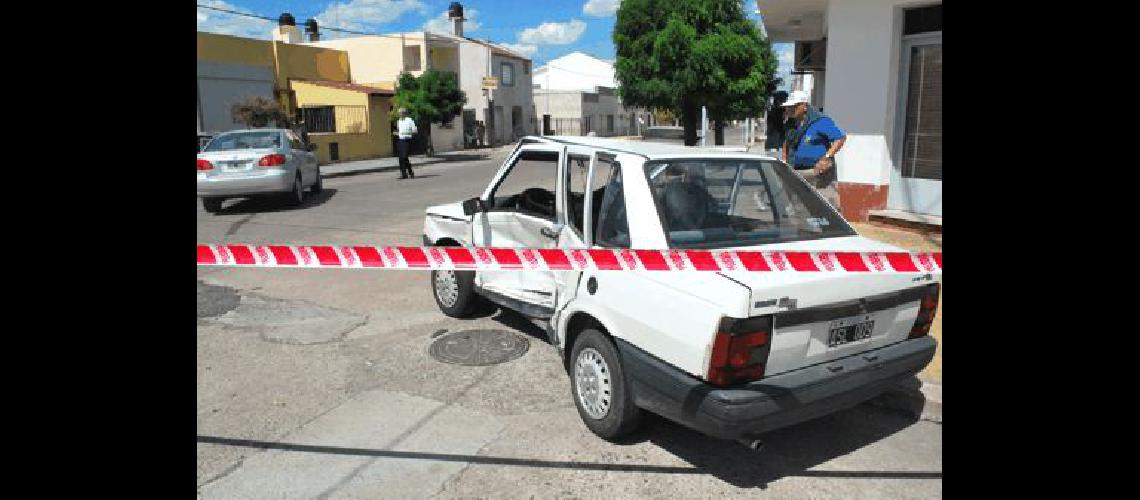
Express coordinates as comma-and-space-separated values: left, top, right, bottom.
429, 329, 530, 366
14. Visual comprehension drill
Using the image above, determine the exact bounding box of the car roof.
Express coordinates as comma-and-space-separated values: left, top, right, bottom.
522, 135, 779, 161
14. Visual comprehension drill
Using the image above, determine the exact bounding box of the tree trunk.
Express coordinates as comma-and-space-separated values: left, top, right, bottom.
714, 120, 725, 146
425, 122, 435, 157
681, 100, 699, 146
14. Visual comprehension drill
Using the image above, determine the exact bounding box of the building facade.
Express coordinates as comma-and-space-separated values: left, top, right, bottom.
196, 29, 394, 163
306, 33, 465, 153
532, 52, 650, 138
759, 0, 942, 221
452, 36, 536, 147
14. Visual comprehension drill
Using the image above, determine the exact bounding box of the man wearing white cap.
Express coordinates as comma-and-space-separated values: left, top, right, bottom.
782, 90, 846, 211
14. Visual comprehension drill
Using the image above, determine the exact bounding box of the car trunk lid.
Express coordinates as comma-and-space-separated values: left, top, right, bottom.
198, 149, 276, 177
717, 236, 939, 377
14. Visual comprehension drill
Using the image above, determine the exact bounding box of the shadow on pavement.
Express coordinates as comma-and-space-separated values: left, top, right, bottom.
213, 188, 338, 214
435, 153, 491, 162
196, 401, 938, 483
624, 403, 934, 488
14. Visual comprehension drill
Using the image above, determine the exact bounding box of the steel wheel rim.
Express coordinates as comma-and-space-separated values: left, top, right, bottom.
574, 347, 612, 420
434, 270, 459, 308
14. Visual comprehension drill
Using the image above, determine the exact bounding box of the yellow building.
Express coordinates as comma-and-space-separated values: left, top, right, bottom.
197, 30, 393, 163
290, 80, 393, 163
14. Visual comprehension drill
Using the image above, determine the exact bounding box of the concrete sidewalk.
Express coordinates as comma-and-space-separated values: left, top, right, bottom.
320, 146, 512, 179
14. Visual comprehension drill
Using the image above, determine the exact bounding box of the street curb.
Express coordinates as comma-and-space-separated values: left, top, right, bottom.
320, 157, 447, 179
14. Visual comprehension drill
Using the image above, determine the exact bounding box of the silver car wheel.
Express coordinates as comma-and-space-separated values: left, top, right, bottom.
434, 270, 459, 308
574, 347, 612, 420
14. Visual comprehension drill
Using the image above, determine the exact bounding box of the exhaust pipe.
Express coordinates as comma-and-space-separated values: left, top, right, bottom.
737, 437, 765, 452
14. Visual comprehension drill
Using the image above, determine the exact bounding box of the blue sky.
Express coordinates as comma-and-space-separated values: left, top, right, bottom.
197, 0, 792, 87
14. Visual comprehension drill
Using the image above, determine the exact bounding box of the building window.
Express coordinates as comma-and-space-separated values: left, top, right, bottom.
404, 45, 422, 71
300, 106, 336, 133
904, 5, 942, 35
501, 62, 514, 86
523, 61, 530, 75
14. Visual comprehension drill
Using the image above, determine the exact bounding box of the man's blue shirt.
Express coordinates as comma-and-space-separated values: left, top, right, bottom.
789, 114, 846, 168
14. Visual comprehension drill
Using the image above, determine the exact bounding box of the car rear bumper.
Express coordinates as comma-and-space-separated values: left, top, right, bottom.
616, 335, 937, 440
197, 169, 293, 197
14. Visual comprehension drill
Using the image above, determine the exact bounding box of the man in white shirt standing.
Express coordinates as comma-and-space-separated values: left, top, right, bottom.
394, 108, 417, 179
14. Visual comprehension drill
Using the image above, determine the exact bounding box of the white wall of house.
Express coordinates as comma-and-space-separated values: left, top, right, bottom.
533, 52, 615, 91
823, 0, 933, 187
534, 90, 583, 118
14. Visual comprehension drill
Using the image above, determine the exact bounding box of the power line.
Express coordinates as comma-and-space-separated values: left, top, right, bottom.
196, 4, 394, 37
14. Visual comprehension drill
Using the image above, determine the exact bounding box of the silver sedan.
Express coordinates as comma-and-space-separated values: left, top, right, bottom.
196, 128, 322, 213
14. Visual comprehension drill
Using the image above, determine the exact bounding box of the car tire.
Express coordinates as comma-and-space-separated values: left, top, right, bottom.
311, 167, 323, 194
570, 328, 643, 440
286, 174, 304, 206
202, 197, 224, 213
431, 269, 478, 318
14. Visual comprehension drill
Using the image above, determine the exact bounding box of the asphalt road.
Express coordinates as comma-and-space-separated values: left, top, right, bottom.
196, 145, 942, 498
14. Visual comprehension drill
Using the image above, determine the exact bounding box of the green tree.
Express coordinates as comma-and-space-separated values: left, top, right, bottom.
231, 96, 292, 128
392, 69, 467, 156
614, 0, 778, 145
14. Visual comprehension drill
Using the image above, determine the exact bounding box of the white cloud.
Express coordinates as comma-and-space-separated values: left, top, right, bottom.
775, 43, 795, 90
196, 0, 274, 40
423, 8, 481, 35
519, 19, 587, 45
583, 0, 621, 17
500, 43, 538, 57
315, 0, 428, 33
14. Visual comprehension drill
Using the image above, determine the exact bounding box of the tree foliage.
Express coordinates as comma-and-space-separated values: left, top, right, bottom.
614, 0, 778, 144
231, 96, 291, 128
392, 70, 467, 126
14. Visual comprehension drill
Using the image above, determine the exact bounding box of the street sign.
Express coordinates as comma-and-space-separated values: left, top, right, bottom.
481, 76, 499, 90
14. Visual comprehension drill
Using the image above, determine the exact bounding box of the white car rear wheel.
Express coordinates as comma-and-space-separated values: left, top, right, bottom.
570, 328, 643, 440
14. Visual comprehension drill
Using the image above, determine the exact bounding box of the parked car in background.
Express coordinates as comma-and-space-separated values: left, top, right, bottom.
423, 136, 940, 447
196, 128, 321, 213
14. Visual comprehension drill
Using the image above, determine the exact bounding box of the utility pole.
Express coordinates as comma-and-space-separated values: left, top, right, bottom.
700, 105, 708, 147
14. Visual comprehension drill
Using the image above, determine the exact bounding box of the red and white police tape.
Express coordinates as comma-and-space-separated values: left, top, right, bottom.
197, 244, 941, 274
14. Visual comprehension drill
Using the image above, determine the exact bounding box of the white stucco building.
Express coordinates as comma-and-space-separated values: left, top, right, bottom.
533, 52, 650, 137
758, 0, 942, 222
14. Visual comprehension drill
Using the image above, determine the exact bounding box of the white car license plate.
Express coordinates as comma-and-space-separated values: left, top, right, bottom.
827, 315, 875, 347
223, 161, 249, 171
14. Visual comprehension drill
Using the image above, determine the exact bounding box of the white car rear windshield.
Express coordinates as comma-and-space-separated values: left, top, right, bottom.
644, 159, 856, 248
203, 131, 281, 152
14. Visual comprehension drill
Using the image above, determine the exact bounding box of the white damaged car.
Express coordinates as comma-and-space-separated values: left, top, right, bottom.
423, 136, 939, 445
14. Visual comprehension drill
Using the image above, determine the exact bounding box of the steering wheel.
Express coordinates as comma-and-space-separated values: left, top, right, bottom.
520, 187, 556, 216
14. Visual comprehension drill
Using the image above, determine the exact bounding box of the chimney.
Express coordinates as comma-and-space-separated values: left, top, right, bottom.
304, 18, 320, 42
273, 12, 302, 43
448, 2, 465, 37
